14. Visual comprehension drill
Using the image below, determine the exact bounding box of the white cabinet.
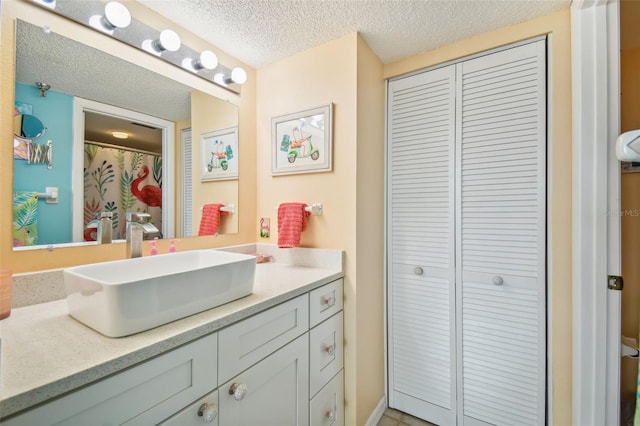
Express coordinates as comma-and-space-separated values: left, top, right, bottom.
3, 280, 344, 426
310, 371, 344, 426
2, 332, 218, 426
218, 294, 309, 385
387, 39, 546, 426
219, 334, 309, 426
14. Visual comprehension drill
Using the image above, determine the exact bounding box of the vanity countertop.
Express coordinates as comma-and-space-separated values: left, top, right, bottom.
0, 260, 343, 419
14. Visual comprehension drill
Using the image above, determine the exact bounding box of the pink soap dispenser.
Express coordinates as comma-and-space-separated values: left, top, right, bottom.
169, 239, 176, 253
150, 237, 158, 255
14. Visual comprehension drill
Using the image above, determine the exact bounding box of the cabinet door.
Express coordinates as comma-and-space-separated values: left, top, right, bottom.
387, 64, 457, 426
310, 371, 344, 426
456, 40, 546, 426
218, 294, 309, 385
2, 333, 218, 426
219, 334, 309, 426
310, 312, 343, 397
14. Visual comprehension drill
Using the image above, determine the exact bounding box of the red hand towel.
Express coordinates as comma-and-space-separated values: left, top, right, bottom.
278, 203, 311, 248
198, 203, 228, 236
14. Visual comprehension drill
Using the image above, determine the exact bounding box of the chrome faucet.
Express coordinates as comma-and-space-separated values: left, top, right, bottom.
126, 212, 160, 258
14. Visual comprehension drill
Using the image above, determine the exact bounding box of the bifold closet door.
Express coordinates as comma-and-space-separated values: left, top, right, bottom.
387, 65, 457, 426
455, 40, 546, 426
388, 39, 546, 426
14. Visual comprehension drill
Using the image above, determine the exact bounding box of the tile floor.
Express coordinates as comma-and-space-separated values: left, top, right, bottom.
377, 408, 436, 426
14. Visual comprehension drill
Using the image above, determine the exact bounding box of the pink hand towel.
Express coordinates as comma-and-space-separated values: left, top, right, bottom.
278, 203, 311, 248
198, 203, 229, 236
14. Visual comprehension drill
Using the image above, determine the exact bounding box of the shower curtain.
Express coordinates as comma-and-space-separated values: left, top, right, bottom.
84, 143, 162, 240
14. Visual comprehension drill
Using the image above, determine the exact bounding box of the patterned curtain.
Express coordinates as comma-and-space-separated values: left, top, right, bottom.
84, 143, 162, 240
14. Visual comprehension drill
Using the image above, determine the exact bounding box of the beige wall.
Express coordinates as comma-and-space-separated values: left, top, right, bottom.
384, 9, 572, 426
190, 90, 239, 236
256, 33, 385, 424
0, 0, 257, 272
620, 47, 640, 402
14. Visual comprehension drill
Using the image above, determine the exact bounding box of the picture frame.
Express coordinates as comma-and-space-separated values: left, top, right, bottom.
200, 126, 239, 181
271, 103, 332, 175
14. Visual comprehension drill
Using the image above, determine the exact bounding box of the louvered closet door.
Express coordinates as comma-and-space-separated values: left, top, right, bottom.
455, 40, 546, 426
387, 65, 457, 426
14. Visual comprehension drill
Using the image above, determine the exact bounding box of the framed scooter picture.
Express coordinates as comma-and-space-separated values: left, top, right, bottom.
201, 126, 239, 181
271, 103, 333, 175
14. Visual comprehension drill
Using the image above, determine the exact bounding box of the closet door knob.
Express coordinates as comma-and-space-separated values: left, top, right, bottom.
492, 276, 504, 286
414, 267, 424, 276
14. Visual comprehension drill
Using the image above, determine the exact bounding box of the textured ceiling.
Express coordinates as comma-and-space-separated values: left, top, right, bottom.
15, 1, 574, 146
139, 0, 570, 69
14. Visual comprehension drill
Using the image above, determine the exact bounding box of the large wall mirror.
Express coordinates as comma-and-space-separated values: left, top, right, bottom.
12, 19, 239, 251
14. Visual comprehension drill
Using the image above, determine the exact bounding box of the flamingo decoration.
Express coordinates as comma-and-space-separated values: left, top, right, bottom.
131, 165, 162, 207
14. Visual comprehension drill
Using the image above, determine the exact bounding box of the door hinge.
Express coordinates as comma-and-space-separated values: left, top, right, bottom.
608, 275, 624, 291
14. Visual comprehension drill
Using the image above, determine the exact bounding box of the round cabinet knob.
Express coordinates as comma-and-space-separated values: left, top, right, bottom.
414, 267, 424, 276
197, 403, 218, 423
324, 344, 336, 356
492, 276, 504, 286
326, 409, 336, 422
229, 383, 248, 401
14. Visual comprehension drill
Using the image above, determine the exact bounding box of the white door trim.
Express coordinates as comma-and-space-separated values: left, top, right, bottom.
72, 97, 175, 242
571, 1, 621, 425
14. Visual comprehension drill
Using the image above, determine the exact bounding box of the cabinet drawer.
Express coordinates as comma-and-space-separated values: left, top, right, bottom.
310, 370, 344, 426
160, 390, 219, 426
218, 294, 309, 384
309, 279, 343, 328
3, 333, 218, 426
310, 311, 344, 397
219, 334, 309, 426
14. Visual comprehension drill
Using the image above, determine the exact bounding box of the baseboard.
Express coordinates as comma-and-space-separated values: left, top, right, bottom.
365, 395, 387, 426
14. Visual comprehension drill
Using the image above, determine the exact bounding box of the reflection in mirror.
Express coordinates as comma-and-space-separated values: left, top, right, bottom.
13, 113, 46, 139
12, 19, 239, 250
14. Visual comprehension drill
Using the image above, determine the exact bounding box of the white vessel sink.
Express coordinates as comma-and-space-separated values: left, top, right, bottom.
64, 250, 256, 337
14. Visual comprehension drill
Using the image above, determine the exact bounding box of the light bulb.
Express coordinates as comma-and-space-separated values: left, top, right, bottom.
183, 50, 218, 72
104, 2, 131, 29
230, 67, 247, 84
32, 0, 56, 9
89, 1, 130, 34
196, 50, 218, 70
156, 29, 181, 52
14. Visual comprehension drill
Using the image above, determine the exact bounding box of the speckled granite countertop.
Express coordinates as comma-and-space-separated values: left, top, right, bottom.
0, 246, 343, 419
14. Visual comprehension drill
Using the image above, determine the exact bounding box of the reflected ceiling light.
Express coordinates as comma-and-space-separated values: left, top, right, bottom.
182, 50, 218, 72
89, 1, 131, 34
111, 131, 129, 139
142, 29, 181, 55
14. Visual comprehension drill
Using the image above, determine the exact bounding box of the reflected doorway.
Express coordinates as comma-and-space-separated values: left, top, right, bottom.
72, 98, 175, 242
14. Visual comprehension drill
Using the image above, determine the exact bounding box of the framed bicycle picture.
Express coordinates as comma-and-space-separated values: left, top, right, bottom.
271, 103, 332, 175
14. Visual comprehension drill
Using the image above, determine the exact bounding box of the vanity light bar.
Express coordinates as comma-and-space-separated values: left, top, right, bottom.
27, 0, 246, 94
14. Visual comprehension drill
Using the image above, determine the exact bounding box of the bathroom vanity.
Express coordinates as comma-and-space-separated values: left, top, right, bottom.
0, 246, 344, 426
